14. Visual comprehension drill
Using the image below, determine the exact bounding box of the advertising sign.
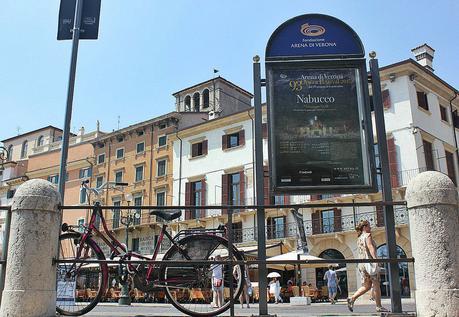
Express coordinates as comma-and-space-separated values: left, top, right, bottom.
56, 265, 76, 304
265, 14, 376, 193
57, 0, 101, 40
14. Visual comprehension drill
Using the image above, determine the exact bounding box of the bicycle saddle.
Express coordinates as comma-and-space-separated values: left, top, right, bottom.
149, 209, 182, 221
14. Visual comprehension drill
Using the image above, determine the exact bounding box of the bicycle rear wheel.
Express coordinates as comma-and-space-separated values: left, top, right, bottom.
56, 232, 108, 316
161, 234, 244, 317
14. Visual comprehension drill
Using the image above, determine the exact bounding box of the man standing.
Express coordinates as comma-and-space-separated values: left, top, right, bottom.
324, 265, 339, 304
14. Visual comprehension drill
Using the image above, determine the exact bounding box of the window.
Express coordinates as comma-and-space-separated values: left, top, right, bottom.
184, 96, 191, 111
445, 151, 457, 185
135, 165, 144, 182
133, 196, 142, 225
96, 176, 104, 189
97, 153, 105, 164
158, 135, 167, 147
6, 189, 15, 199
112, 201, 121, 229
7, 145, 13, 161
423, 140, 435, 171
37, 135, 44, 147
157, 160, 166, 177
159, 123, 167, 130
267, 216, 285, 239
116, 148, 124, 159
203, 89, 210, 108
222, 130, 245, 149
454, 110, 459, 129
132, 238, 140, 252
20, 141, 28, 159
79, 167, 92, 179
440, 105, 448, 122
417, 91, 429, 111
193, 92, 200, 111
321, 209, 335, 233
232, 222, 243, 243
156, 191, 165, 206
191, 140, 208, 157
48, 174, 59, 184
77, 218, 85, 233
229, 173, 241, 206
136, 130, 144, 136
115, 170, 123, 183
117, 135, 124, 143
191, 181, 203, 219
136, 142, 145, 154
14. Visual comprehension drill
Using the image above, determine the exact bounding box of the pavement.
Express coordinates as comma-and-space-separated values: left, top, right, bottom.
84, 298, 416, 316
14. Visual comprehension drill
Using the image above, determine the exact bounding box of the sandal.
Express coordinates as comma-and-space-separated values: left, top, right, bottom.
347, 298, 354, 312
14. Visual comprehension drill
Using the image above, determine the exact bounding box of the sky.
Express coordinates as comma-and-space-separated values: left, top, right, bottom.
1, 0, 458, 142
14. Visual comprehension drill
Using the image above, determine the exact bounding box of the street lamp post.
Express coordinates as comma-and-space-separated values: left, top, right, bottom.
118, 193, 134, 306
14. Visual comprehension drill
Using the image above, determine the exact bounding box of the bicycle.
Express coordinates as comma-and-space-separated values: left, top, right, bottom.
56, 180, 245, 316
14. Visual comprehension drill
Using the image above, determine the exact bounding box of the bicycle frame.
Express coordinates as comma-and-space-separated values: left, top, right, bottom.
76, 202, 186, 284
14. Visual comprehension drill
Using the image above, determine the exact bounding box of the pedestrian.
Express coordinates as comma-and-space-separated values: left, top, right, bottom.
323, 264, 338, 304
269, 277, 283, 304
234, 264, 251, 308
347, 220, 387, 312
212, 255, 224, 308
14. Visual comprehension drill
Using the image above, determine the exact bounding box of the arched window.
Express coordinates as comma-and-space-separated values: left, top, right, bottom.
37, 135, 44, 147
20, 141, 28, 159
315, 249, 348, 298
203, 89, 210, 108
7, 145, 13, 161
184, 95, 191, 111
377, 244, 410, 297
193, 92, 200, 112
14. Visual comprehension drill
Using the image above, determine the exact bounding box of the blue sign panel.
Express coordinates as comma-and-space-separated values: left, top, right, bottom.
266, 14, 364, 59
57, 0, 101, 40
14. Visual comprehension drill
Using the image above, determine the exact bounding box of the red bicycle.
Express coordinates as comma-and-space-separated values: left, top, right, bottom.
56, 180, 244, 316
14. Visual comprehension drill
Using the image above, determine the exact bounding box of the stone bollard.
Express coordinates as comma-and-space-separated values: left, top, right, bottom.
406, 171, 459, 317
0, 179, 61, 317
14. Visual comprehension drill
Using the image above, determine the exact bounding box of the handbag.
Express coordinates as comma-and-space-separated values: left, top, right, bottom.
213, 278, 223, 288
247, 285, 253, 296
365, 262, 379, 275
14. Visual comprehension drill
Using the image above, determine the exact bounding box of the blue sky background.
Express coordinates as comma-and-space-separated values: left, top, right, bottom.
1, 0, 458, 141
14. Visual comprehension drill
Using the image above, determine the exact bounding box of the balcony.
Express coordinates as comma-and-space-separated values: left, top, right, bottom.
232, 206, 409, 243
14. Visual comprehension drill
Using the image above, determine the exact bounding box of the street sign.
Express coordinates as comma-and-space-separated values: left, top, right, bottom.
265, 14, 377, 194
57, 0, 101, 40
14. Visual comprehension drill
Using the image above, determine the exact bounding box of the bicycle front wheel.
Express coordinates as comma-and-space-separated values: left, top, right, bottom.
56, 232, 108, 316
161, 234, 244, 317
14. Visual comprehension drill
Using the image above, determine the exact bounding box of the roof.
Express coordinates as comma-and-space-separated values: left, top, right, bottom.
411, 43, 435, 52
172, 76, 253, 98
95, 112, 180, 141
1, 125, 75, 143
378, 58, 458, 94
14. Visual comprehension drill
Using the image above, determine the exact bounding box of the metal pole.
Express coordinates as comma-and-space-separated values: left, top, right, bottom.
228, 209, 234, 317
0, 208, 12, 305
369, 54, 402, 313
253, 56, 269, 316
57, 0, 84, 201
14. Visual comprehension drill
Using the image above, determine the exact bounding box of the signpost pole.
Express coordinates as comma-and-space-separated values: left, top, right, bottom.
58, 0, 84, 200
253, 56, 269, 317
369, 54, 402, 313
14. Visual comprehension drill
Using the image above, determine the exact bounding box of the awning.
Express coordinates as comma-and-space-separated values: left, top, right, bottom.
267, 251, 338, 270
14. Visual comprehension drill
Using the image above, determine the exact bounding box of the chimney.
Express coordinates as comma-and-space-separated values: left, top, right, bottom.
411, 44, 435, 72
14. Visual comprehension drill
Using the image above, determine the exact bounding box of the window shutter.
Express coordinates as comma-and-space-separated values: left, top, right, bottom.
239, 171, 245, 206
202, 140, 208, 155
387, 138, 399, 187
185, 182, 192, 220
262, 123, 268, 138
423, 140, 435, 171
221, 174, 229, 214
191, 143, 197, 157
311, 211, 321, 234
263, 166, 270, 205
239, 129, 245, 146
200, 179, 207, 218
376, 205, 385, 227
445, 151, 457, 185
222, 135, 228, 150
266, 217, 273, 239
333, 208, 342, 232
79, 169, 83, 179
382, 89, 391, 109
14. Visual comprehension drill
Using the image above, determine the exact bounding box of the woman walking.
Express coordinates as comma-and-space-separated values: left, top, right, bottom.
347, 220, 387, 312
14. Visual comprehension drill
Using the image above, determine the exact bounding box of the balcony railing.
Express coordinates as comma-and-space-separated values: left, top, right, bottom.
232, 206, 409, 244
